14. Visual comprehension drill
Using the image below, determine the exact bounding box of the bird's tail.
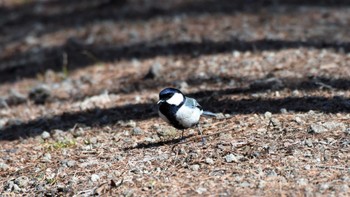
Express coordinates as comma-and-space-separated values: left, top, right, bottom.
202, 111, 217, 117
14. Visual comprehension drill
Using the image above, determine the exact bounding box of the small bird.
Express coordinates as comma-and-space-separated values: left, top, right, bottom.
157, 87, 216, 139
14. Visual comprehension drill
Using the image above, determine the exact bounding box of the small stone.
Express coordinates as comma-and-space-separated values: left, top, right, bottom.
292, 90, 300, 96
13, 184, 21, 192
7, 89, 27, 105
42, 153, 52, 163
29, 84, 51, 104
304, 165, 311, 170
0, 162, 9, 170
280, 108, 287, 113
295, 116, 303, 124
205, 158, 214, 165
224, 114, 231, 118
345, 128, 350, 135
132, 127, 144, 135
144, 62, 163, 79
224, 154, 237, 163
89, 137, 98, 144
41, 131, 51, 139
14, 176, 29, 187
239, 181, 251, 188
190, 164, 200, 171
308, 124, 328, 134
90, 174, 100, 182
270, 118, 281, 127
267, 170, 278, 177
319, 183, 329, 192
232, 50, 241, 58
216, 113, 225, 120
297, 178, 309, 186
308, 110, 315, 115
258, 180, 266, 189
304, 139, 313, 147
72, 127, 85, 138
157, 126, 177, 137
322, 121, 346, 131
62, 160, 76, 167
195, 187, 207, 194
264, 111, 272, 119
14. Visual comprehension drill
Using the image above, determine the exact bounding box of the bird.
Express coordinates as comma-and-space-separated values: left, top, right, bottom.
157, 87, 216, 140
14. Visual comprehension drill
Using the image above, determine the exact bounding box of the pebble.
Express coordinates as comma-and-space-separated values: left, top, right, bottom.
144, 62, 163, 79
42, 153, 52, 163
280, 108, 287, 113
205, 158, 214, 165
190, 164, 200, 171
345, 128, 350, 135
239, 181, 251, 188
0, 162, 9, 170
28, 84, 51, 104
90, 174, 100, 182
264, 111, 272, 119
14, 176, 29, 187
89, 137, 98, 144
292, 90, 300, 96
195, 187, 207, 194
308, 124, 328, 134
258, 180, 266, 189
224, 154, 237, 163
297, 178, 309, 186
216, 113, 226, 120
322, 121, 346, 131
295, 116, 303, 124
319, 183, 330, 192
7, 89, 27, 105
270, 118, 281, 127
62, 160, 76, 167
132, 127, 144, 135
41, 131, 51, 139
4, 181, 20, 192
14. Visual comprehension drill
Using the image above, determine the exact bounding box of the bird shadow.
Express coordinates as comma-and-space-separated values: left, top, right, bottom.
123, 134, 195, 151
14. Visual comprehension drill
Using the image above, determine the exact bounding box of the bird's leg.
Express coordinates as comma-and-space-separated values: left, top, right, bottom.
197, 123, 206, 145
179, 129, 186, 142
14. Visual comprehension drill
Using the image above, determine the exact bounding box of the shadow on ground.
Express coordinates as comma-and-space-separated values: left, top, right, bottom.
1, 89, 349, 141
1, 38, 349, 83
1, 0, 350, 83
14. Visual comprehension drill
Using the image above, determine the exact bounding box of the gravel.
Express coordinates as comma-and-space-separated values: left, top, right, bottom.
1, 0, 349, 196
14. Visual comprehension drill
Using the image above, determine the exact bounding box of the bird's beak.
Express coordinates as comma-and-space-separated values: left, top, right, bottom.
157, 100, 163, 105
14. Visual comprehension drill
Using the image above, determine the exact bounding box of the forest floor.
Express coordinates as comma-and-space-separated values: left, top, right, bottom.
0, 0, 349, 196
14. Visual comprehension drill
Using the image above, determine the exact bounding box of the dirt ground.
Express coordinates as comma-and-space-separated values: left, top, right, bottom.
0, 0, 349, 196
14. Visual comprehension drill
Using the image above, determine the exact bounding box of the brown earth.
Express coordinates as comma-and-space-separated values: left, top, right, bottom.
0, 0, 349, 196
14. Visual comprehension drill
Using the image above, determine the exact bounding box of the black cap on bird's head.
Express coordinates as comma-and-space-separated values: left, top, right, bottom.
159, 88, 182, 101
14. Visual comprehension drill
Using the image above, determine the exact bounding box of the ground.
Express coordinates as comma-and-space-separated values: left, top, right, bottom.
0, 0, 349, 196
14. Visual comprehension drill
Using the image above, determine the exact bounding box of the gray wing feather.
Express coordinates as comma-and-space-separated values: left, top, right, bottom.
184, 97, 202, 109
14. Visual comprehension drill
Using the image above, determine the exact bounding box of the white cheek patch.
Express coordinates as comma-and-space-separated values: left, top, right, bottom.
166, 93, 184, 105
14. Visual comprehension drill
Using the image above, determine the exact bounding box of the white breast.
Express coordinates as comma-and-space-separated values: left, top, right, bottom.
175, 105, 202, 128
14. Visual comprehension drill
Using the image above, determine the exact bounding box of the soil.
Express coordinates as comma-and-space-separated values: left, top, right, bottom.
0, 0, 349, 196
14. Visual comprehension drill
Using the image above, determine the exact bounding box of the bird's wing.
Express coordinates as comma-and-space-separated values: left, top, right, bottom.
184, 97, 202, 110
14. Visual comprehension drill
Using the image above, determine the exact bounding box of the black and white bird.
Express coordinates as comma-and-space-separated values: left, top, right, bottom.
157, 87, 216, 138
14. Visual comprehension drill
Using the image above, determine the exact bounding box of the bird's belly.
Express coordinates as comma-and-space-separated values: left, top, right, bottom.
176, 106, 201, 128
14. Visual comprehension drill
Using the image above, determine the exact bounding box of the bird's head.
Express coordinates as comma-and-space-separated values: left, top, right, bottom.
158, 88, 185, 105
